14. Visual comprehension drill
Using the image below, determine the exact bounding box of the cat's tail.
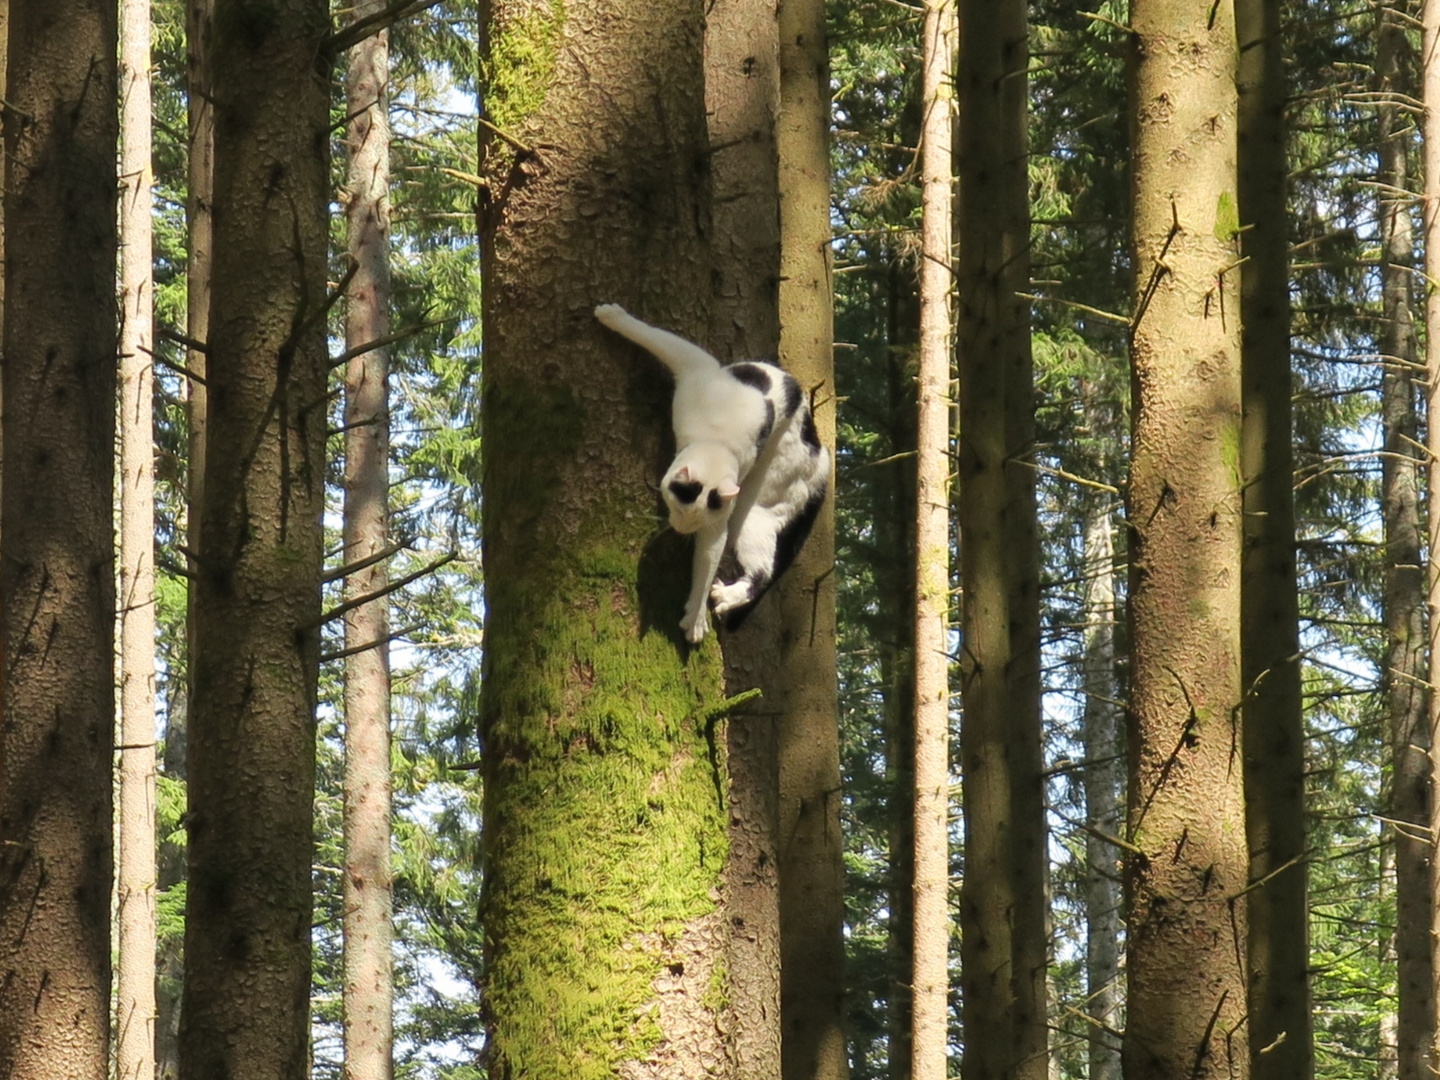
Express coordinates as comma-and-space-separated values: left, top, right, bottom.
594, 304, 721, 378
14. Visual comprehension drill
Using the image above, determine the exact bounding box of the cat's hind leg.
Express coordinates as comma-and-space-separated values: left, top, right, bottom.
710, 507, 782, 617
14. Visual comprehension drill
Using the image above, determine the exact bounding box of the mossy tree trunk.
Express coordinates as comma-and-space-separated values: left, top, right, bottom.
478, 1, 762, 1074
177, 0, 330, 1073
705, 0, 783, 1073
775, 1, 848, 1075
1237, 0, 1312, 1075
1122, 0, 1248, 1077
1425, 0, 1440, 1066
956, 0, 1047, 1075
1375, 11, 1435, 1079
0, 0, 116, 1075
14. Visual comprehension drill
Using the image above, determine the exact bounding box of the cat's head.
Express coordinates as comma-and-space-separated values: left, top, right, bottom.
661, 443, 741, 534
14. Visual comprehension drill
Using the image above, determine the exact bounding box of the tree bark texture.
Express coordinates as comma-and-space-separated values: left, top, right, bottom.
705, 0, 785, 1074
1376, 11, 1436, 1080
912, 4, 955, 1079
478, 1, 750, 1075
775, 1, 849, 1076
178, 0, 330, 1074
342, 5, 396, 1080
0, 0, 117, 1076
1122, 1, 1249, 1077
956, 0, 1047, 1076
1424, 0, 1440, 1070
119, 0, 159, 1073
1237, 0, 1312, 1075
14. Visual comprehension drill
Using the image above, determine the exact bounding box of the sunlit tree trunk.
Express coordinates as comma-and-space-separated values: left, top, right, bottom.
178, 0, 329, 1073
118, 0, 158, 1073
913, 2, 955, 1078
1424, 0, 1440, 1069
776, 1, 849, 1077
957, 0, 1046, 1074
705, 0, 784, 1073
1375, 12, 1435, 1080
0, 0, 117, 1075
1122, 0, 1248, 1077
342, 6, 395, 1080
1237, 0, 1312, 1075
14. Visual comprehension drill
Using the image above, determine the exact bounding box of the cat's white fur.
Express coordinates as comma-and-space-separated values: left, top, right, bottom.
596, 303, 829, 642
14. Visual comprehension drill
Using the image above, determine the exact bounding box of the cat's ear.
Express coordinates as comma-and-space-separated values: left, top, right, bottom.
717, 481, 740, 501
674, 466, 693, 483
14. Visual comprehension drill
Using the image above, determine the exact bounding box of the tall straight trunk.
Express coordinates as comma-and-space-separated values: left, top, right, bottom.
342, 7, 395, 1080
775, 1, 849, 1077
479, 0, 762, 1073
1424, 0, 1440, 1068
1376, 11, 1435, 1080
1080, 483, 1122, 1080
0, 0, 117, 1076
912, 3, 955, 1079
705, 1, 784, 1074
1122, 1, 1248, 1077
1237, 0, 1312, 1075
178, 0, 329, 1074
157, 3, 213, 1074
956, 0, 1046, 1075
118, 0, 158, 1074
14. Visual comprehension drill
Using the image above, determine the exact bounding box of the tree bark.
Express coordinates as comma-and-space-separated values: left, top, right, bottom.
118, 0, 158, 1073
0, 0, 117, 1076
957, 0, 1047, 1075
775, 2, 849, 1077
1424, 0, 1440, 1070
178, 0, 330, 1074
342, 6, 395, 1080
1122, 1, 1248, 1077
1237, 0, 1312, 1075
478, 0, 756, 1074
1375, 10, 1435, 1080
705, 0, 784, 1074
912, 3, 955, 1079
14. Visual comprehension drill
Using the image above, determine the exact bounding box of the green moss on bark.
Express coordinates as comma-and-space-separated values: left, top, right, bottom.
484, 0, 566, 132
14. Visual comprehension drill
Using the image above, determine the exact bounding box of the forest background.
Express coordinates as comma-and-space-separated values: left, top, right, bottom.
2, 0, 1435, 1077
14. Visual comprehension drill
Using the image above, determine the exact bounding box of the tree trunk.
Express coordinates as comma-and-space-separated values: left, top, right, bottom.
478, 0, 757, 1073
1424, 0, 1440, 1069
1081, 485, 1122, 1080
775, 2, 849, 1077
705, 0, 784, 1074
1122, 1, 1248, 1077
0, 0, 117, 1076
956, 0, 1046, 1074
158, 3, 213, 1074
1237, 0, 1312, 1075
118, 0, 158, 1072
178, 0, 330, 1073
342, 7, 395, 1080
1376, 10, 1435, 1080
912, 3, 955, 1079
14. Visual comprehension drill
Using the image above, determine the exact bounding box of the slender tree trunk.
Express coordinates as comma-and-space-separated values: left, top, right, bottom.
479, 0, 766, 1072
1080, 484, 1122, 1080
776, 1, 849, 1077
705, 1, 784, 1073
1376, 12, 1436, 1080
1122, 1, 1248, 1077
1424, 0, 1440, 1069
178, 0, 329, 1074
342, 7, 395, 1080
118, 0, 158, 1073
1237, 0, 1312, 1076
957, 0, 1046, 1074
1381, 840, 1401, 1080
0, 0, 117, 1076
157, 4, 213, 1074
913, 3, 955, 1078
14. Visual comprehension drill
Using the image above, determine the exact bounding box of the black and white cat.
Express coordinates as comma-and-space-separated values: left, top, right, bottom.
595, 304, 830, 643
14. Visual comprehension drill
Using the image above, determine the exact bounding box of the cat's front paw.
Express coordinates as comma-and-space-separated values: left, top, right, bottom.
710, 579, 752, 616
681, 606, 710, 644
594, 303, 630, 328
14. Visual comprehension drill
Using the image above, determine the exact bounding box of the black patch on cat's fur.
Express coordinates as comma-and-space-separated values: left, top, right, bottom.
669, 479, 702, 504
800, 409, 821, 451
728, 362, 772, 393
707, 488, 726, 511
782, 373, 802, 418
721, 480, 828, 632
757, 399, 775, 445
